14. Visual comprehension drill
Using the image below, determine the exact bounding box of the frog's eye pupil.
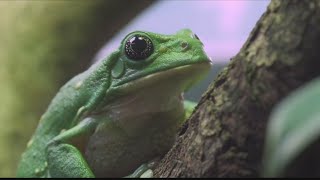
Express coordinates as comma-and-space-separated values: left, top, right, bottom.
130, 37, 147, 53
125, 35, 153, 61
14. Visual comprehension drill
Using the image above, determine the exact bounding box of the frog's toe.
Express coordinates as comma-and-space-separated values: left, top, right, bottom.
124, 163, 149, 178
124, 159, 158, 178
140, 169, 153, 178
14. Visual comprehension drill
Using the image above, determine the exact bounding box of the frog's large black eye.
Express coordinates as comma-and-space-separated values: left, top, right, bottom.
125, 34, 154, 61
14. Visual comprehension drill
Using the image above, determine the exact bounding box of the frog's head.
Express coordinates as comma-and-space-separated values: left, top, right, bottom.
108, 29, 212, 96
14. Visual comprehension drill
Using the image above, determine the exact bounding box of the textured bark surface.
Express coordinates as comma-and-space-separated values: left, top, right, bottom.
154, 0, 320, 177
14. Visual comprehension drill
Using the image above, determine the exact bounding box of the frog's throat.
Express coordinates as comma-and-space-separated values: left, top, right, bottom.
112, 61, 211, 94
92, 61, 210, 118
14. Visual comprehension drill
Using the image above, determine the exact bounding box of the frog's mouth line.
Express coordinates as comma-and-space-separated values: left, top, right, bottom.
112, 61, 212, 93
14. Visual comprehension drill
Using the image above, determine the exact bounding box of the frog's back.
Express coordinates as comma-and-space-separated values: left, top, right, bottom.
16, 73, 90, 177
16, 56, 114, 177
16, 134, 53, 177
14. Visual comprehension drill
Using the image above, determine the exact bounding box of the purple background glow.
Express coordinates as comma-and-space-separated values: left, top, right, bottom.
95, 0, 270, 63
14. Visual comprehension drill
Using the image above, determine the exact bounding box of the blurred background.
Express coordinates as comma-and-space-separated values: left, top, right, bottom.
0, 0, 269, 177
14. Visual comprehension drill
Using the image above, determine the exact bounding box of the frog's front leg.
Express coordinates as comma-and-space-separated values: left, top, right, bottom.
45, 118, 98, 178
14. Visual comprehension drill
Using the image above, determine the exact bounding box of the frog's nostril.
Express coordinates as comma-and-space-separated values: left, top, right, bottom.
194, 33, 200, 40
192, 33, 203, 46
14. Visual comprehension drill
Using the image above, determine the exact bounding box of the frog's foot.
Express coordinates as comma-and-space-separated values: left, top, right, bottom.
124, 159, 159, 178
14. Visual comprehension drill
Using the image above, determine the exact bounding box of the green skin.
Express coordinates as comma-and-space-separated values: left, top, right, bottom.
16, 29, 212, 178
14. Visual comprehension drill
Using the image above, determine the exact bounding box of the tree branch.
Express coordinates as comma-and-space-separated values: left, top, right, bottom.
154, 0, 320, 177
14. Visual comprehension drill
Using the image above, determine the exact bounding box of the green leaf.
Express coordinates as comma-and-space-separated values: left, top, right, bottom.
262, 77, 320, 177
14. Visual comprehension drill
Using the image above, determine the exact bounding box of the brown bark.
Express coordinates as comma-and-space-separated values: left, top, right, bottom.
154, 0, 320, 177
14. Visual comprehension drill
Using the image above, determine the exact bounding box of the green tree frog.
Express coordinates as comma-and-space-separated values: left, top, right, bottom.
16, 29, 212, 177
